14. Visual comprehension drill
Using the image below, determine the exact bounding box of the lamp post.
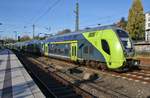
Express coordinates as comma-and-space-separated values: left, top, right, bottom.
74, 0, 79, 31
0, 23, 3, 39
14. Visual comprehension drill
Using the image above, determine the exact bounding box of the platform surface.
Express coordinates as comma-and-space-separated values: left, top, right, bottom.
0, 49, 45, 98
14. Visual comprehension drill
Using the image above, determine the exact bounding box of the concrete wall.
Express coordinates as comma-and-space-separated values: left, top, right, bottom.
134, 43, 150, 56
135, 45, 150, 52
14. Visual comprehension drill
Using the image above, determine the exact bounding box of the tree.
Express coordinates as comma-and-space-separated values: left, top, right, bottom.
20, 35, 31, 42
116, 17, 127, 30
57, 29, 71, 35
5, 38, 16, 43
126, 0, 145, 40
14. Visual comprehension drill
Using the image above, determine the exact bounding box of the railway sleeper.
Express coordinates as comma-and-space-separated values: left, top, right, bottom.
53, 88, 75, 95
48, 84, 67, 88
58, 93, 82, 98
50, 86, 71, 91
16, 53, 93, 98
47, 82, 63, 85
53, 90, 77, 97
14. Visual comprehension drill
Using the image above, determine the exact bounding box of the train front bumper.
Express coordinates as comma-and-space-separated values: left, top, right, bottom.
117, 58, 140, 72
126, 58, 140, 67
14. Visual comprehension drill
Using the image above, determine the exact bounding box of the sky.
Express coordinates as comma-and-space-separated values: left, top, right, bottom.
0, 0, 150, 39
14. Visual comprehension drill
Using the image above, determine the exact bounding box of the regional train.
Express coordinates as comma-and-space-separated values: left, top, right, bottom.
8, 25, 140, 71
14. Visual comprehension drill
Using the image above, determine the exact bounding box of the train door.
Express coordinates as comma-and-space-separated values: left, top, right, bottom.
41, 44, 44, 55
71, 43, 77, 61
44, 43, 49, 56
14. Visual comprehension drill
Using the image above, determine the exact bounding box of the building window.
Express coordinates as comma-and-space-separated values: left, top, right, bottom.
148, 23, 150, 27
149, 17, 150, 21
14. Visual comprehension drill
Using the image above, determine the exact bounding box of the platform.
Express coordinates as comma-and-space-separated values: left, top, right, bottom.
0, 49, 45, 98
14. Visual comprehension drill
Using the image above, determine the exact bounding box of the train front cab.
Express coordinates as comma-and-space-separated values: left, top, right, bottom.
115, 29, 140, 70
83, 28, 140, 71
83, 29, 126, 70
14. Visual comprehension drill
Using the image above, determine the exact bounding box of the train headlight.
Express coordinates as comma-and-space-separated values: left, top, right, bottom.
134, 61, 138, 65
134, 60, 140, 66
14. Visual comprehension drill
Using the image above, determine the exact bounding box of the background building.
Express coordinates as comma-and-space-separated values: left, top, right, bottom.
0, 40, 4, 48
145, 11, 150, 41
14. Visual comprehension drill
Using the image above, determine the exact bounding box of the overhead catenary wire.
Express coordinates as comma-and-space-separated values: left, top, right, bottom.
80, 10, 128, 29
25, 0, 128, 33
22, 0, 61, 39
32, 0, 61, 24
5, 1, 128, 38
26, 0, 53, 25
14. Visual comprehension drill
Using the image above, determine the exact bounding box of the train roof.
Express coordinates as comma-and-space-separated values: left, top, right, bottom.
13, 25, 120, 44
14, 39, 41, 46
44, 25, 119, 43
26, 40, 41, 45
52, 25, 117, 38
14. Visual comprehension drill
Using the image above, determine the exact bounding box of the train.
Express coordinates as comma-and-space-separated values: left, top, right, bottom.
8, 25, 140, 71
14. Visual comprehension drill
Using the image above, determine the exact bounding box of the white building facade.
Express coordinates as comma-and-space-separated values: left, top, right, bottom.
145, 12, 150, 41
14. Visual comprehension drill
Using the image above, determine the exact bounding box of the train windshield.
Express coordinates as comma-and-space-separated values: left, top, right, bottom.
116, 29, 132, 49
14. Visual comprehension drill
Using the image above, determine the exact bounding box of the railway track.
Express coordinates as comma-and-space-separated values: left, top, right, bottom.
22, 54, 132, 98
111, 69, 150, 84
16, 52, 150, 97
58, 68, 131, 98
16, 52, 96, 98
34, 54, 150, 85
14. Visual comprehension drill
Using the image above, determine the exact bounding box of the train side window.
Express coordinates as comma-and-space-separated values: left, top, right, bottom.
101, 40, 110, 55
79, 43, 84, 49
83, 46, 88, 54
64, 49, 69, 55
89, 45, 93, 54
54, 48, 57, 53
